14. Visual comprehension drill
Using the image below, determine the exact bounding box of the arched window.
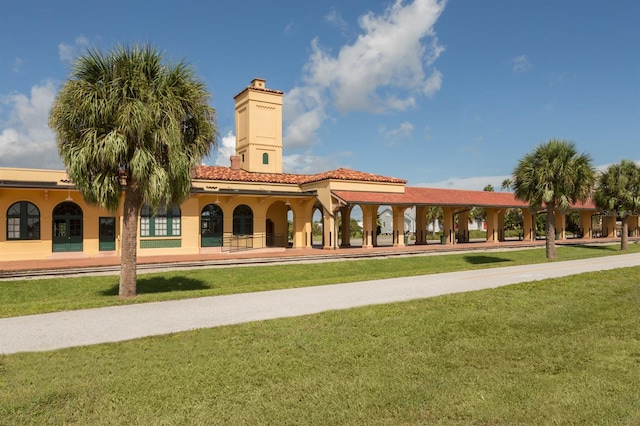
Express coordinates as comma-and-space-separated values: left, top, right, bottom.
7, 201, 40, 240
140, 204, 181, 237
233, 204, 253, 236
262, 152, 269, 165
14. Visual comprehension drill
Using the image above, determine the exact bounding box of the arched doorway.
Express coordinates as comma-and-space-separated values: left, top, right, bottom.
52, 201, 83, 252
201, 204, 223, 247
233, 204, 253, 236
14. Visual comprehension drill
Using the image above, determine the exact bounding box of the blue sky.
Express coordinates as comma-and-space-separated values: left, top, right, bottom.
1, 0, 638, 190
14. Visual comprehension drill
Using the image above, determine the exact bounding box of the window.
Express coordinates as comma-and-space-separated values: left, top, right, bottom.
7, 201, 40, 240
140, 204, 181, 237
233, 204, 253, 235
262, 152, 269, 165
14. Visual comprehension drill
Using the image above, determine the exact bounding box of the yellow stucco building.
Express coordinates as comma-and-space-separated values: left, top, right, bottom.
0, 79, 623, 263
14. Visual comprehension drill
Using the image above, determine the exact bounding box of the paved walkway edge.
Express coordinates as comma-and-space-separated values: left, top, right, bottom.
2, 253, 639, 355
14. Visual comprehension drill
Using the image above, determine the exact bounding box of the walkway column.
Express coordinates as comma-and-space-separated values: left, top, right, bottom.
522, 209, 534, 241
485, 208, 499, 243
415, 205, 428, 245
392, 205, 408, 247
554, 211, 566, 240
442, 207, 454, 245
361, 205, 377, 249
291, 200, 314, 249
321, 207, 335, 250
339, 206, 352, 247
628, 215, 639, 237
457, 211, 469, 242
498, 210, 506, 241
579, 211, 593, 238
602, 215, 617, 238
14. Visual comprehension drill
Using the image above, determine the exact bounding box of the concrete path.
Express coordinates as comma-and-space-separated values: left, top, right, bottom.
2, 253, 639, 355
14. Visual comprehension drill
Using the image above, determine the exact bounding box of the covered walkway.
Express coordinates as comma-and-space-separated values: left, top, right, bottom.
331, 187, 634, 249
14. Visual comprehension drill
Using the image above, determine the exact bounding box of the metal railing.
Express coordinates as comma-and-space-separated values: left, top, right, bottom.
220, 233, 285, 253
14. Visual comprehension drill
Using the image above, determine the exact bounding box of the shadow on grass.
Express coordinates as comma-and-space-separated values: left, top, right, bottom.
463, 255, 511, 265
100, 275, 211, 296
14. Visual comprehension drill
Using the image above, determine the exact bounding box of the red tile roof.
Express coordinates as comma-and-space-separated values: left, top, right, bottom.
192, 166, 405, 185
233, 85, 284, 99
333, 187, 597, 210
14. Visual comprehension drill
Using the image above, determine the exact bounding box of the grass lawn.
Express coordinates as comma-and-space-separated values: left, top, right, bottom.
1, 243, 639, 318
1, 266, 639, 424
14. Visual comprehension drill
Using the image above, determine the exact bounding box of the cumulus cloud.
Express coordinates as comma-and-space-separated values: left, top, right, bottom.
283, 150, 351, 174
0, 81, 62, 169
416, 175, 513, 191
284, 0, 446, 148
58, 36, 90, 64
512, 55, 531, 73
379, 121, 414, 140
210, 131, 237, 166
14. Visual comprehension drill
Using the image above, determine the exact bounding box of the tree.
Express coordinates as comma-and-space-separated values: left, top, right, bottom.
512, 139, 595, 259
49, 44, 216, 298
483, 184, 495, 192
426, 206, 443, 237
501, 178, 512, 191
593, 159, 640, 250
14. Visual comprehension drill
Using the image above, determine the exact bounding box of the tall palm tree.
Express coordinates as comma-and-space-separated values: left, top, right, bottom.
512, 139, 595, 259
593, 160, 640, 250
49, 44, 217, 298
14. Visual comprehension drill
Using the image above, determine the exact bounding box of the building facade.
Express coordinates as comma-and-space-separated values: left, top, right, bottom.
0, 79, 626, 263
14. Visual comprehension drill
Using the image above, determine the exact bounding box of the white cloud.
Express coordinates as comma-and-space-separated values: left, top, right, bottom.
380, 121, 414, 140
415, 175, 512, 191
0, 81, 62, 169
284, 0, 446, 148
11, 58, 23, 73
58, 36, 89, 64
283, 150, 350, 174
512, 55, 531, 73
210, 131, 237, 166
325, 8, 349, 36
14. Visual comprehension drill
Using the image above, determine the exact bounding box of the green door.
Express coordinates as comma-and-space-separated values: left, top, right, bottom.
201, 204, 223, 247
99, 217, 116, 251
52, 202, 83, 252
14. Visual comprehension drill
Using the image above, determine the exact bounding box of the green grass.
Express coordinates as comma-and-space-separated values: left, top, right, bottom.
2, 243, 639, 318
2, 266, 639, 425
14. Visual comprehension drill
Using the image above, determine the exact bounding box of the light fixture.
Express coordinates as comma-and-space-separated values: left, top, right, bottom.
65, 189, 73, 201
285, 198, 291, 206
214, 195, 220, 204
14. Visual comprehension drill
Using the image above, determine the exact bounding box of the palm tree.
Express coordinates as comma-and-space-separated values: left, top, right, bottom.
501, 178, 512, 191
593, 159, 640, 250
512, 139, 595, 259
49, 44, 216, 298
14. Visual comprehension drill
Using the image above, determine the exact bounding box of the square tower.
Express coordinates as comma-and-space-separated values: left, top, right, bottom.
234, 78, 284, 173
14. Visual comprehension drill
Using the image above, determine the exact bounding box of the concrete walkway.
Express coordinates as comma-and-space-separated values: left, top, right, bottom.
2, 252, 639, 355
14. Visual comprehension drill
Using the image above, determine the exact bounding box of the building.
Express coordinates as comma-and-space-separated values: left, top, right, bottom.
0, 79, 627, 263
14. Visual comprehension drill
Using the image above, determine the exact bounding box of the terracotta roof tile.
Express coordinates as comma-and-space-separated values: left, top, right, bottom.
192, 166, 405, 185
333, 187, 597, 210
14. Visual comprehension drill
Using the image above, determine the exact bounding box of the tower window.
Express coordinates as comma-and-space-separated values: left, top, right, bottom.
262, 153, 269, 165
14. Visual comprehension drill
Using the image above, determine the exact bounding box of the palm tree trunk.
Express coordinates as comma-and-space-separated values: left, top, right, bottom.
546, 205, 557, 259
120, 182, 141, 298
621, 216, 629, 251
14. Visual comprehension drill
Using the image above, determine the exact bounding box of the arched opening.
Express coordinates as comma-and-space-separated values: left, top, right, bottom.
201, 204, 223, 247
287, 209, 294, 247
233, 204, 253, 236
52, 201, 83, 252
312, 207, 323, 247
